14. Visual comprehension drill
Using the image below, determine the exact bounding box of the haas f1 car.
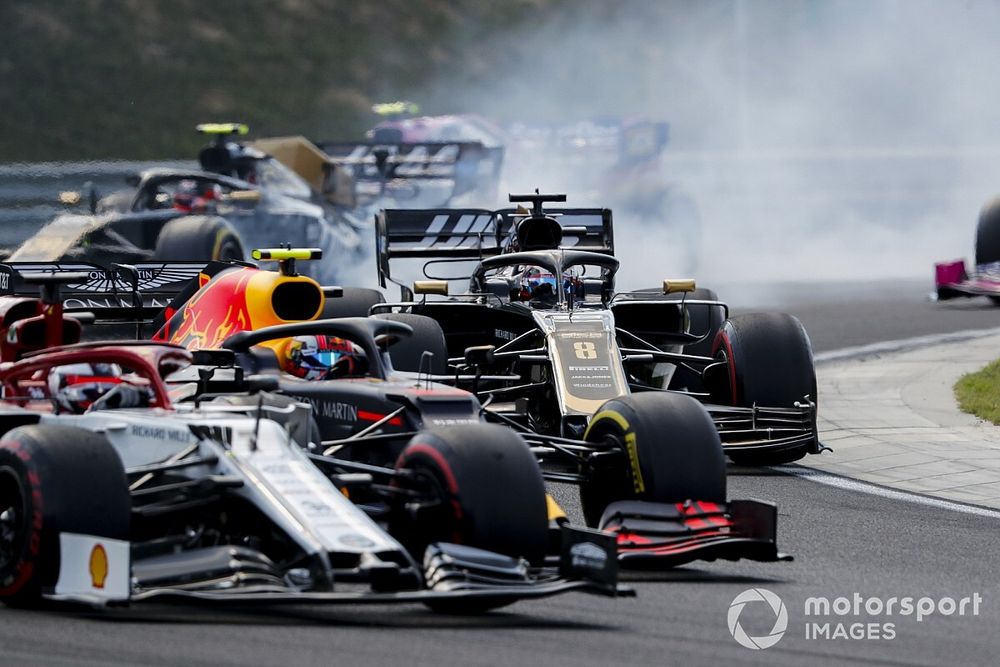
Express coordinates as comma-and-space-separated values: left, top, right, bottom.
144, 249, 792, 568
12, 124, 364, 285
372, 192, 820, 468
0, 271, 625, 612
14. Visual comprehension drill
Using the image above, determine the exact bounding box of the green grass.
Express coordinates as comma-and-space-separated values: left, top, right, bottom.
955, 358, 1000, 424
0, 0, 570, 160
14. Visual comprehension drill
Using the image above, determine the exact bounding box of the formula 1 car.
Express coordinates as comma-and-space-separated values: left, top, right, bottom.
9, 124, 363, 284
0, 272, 624, 612
319, 103, 505, 210
140, 250, 791, 567
371, 192, 820, 467
935, 196, 1000, 304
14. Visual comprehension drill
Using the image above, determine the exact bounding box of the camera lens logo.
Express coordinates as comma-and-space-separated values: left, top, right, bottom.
728, 588, 788, 649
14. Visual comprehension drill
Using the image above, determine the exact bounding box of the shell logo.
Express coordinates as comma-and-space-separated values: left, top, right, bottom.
89, 544, 108, 589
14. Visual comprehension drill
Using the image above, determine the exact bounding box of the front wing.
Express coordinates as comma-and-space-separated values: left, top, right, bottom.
45, 526, 631, 608
598, 499, 791, 567
935, 259, 1000, 300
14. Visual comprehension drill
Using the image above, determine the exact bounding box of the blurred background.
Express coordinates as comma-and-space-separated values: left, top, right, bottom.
4, 0, 1000, 289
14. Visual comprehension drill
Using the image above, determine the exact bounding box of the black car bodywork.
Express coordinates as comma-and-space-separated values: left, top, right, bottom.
371, 193, 820, 463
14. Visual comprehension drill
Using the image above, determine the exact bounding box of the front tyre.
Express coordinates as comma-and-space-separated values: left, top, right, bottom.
392, 424, 548, 613
580, 392, 726, 527
713, 312, 817, 465
154, 215, 245, 262
0, 425, 129, 607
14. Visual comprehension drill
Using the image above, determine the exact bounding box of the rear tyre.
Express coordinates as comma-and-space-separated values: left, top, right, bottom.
580, 392, 726, 527
713, 312, 817, 465
975, 197, 1000, 266
393, 424, 548, 613
376, 313, 449, 374
154, 215, 245, 262
320, 288, 385, 318
975, 198, 1000, 306
0, 425, 129, 607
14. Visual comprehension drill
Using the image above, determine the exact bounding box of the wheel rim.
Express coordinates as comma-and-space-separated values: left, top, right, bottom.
216, 239, 244, 262
0, 468, 26, 573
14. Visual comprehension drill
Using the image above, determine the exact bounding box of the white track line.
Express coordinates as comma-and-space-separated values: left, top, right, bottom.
799, 327, 1000, 519
782, 465, 1000, 520
814, 326, 1000, 364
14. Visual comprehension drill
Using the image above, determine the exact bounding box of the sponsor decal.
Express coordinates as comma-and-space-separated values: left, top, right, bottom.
55, 534, 130, 602
569, 541, 608, 571
64, 297, 167, 310
559, 331, 603, 339
300, 500, 332, 516
0, 272, 9, 291
89, 544, 108, 589
130, 424, 192, 443
339, 534, 376, 548
624, 433, 645, 493
307, 398, 359, 422
426, 417, 479, 426
494, 329, 515, 342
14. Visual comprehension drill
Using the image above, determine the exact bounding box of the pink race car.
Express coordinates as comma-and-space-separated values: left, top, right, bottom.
935, 197, 1000, 305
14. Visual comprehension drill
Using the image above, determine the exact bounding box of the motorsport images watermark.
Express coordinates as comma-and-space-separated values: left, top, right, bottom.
727, 588, 983, 649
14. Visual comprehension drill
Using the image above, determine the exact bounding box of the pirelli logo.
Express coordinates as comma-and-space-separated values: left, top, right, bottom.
624, 433, 645, 493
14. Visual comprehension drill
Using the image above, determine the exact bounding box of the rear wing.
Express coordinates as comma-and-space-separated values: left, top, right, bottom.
317, 141, 503, 201
375, 207, 614, 286
0, 261, 203, 318
250, 136, 356, 208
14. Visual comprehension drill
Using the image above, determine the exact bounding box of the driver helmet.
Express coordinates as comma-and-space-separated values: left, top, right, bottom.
173, 180, 221, 213
281, 336, 368, 381
518, 267, 557, 302
48, 363, 123, 414
515, 267, 582, 304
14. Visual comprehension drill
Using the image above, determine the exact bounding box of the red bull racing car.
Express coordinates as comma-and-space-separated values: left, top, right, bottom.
0, 269, 626, 612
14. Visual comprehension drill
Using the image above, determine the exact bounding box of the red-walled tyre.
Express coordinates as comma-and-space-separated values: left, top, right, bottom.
712, 312, 817, 465
392, 425, 547, 563
0, 425, 129, 607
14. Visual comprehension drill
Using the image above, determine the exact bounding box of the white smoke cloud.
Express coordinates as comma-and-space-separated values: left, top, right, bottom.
416, 0, 1000, 291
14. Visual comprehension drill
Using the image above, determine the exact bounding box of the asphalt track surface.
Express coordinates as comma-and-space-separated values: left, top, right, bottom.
2, 278, 999, 667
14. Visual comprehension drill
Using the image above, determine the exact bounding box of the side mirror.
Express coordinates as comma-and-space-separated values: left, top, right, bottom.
228, 189, 262, 203
464, 345, 495, 368
663, 279, 696, 294
413, 280, 448, 296
58, 191, 82, 205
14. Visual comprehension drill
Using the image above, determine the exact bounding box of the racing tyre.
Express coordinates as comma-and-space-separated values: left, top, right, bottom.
713, 312, 817, 465
0, 425, 129, 607
393, 424, 547, 612
375, 313, 449, 375
154, 215, 245, 262
320, 287, 385, 318
975, 197, 1000, 306
580, 392, 726, 527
